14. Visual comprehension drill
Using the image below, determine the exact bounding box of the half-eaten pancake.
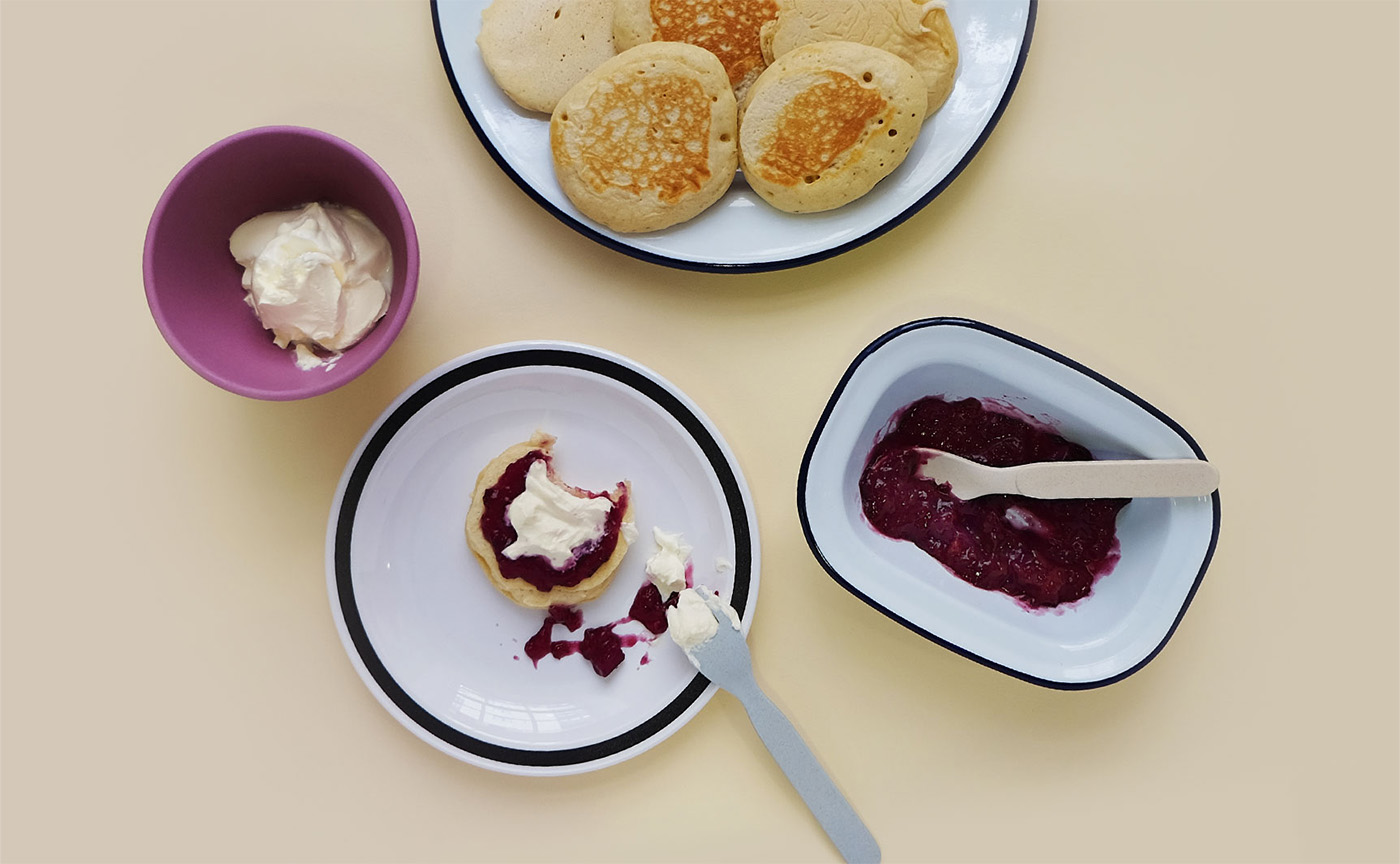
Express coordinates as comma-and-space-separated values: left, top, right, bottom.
477, 0, 617, 114
739, 40, 925, 213
550, 41, 739, 233
466, 432, 634, 609
760, 0, 959, 116
613, 0, 780, 105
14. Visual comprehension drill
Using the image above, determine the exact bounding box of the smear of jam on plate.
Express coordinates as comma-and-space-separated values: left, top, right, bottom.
627, 582, 675, 635
479, 449, 629, 592
523, 580, 684, 677
859, 396, 1128, 609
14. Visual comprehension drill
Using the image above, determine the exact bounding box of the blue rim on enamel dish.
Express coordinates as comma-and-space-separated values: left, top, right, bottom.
797, 318, 1221, 689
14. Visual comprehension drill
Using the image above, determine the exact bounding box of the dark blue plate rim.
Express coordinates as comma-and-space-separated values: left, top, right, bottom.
795, 317, 1221, 690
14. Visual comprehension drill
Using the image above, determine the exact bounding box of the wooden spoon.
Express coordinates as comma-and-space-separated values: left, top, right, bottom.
915, 448, 1219, 500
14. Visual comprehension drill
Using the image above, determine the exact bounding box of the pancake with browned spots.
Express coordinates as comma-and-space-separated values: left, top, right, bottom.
739, 40, 925, 213
550, 41, 739, 233
614, 0, 780, 105
760, 0, 959, 116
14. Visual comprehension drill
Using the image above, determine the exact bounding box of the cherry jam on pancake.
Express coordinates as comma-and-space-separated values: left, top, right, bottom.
479, 450, 628, 592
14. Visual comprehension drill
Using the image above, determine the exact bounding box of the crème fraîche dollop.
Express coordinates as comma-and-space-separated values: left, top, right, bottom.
229, 202, 392, 369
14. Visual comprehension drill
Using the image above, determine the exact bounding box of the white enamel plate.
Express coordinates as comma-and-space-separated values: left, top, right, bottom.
327, 342, 759, 775
798, 319, 1220, 689
432, 0, 1036, 271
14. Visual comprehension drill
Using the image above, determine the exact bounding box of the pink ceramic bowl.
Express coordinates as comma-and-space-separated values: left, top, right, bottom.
144, 126, 419, 400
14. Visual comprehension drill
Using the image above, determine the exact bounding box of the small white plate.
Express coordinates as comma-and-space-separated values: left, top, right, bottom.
798, 319, 1220, 688
327, 342, 759, 774
432, 0, 1035, 272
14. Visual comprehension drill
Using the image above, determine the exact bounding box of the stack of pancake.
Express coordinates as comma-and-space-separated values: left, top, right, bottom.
477, 0, 960, 231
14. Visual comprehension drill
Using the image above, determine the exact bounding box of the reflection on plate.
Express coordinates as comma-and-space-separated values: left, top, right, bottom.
327, 342, 759, 775
432, 0, 1036, 272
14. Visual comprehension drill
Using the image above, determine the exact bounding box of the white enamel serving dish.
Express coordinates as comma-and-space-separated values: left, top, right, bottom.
798, 319, 1220, 688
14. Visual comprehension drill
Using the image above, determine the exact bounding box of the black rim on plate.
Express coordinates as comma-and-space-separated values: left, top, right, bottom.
334, 347, 753, 768
430, 1, 1038, 273
795, 317, 1222, 690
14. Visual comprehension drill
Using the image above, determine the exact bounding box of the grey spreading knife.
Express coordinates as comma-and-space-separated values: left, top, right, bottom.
679, 592, 880, 864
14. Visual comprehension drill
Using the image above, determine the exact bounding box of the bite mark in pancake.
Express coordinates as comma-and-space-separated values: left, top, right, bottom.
753, 70, 888, 187
465, 432, 634, 609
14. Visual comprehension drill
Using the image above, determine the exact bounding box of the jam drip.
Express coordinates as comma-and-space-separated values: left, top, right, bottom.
479, 450, 628, 592
859, 396, 1128, 609
522, 579, 686, 677
628, 582, 678, 635
524, 604, 582, 666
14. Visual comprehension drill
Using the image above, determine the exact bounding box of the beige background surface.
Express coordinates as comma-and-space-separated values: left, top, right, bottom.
3, 1, 1397, 862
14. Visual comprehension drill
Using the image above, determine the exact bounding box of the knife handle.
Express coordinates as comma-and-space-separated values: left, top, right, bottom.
730, 680, 881, 864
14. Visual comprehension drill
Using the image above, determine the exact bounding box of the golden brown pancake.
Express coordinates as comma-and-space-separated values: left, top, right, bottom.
760, 0, 959, 116
614, 0, 780, 105
739, 40, 926, 213
466, 432, 634, 609
477, 0, 617, 114
550, 41, 739, 233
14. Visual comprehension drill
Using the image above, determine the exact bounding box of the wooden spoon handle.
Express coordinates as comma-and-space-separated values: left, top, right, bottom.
1015, 459, 1219, 499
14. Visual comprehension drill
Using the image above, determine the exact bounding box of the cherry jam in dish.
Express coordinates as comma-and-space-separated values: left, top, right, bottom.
859, 396, 1128, 609
479, 450, 629, 592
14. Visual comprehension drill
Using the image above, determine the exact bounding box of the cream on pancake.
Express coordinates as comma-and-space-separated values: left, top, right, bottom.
465, 432, 634, 609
